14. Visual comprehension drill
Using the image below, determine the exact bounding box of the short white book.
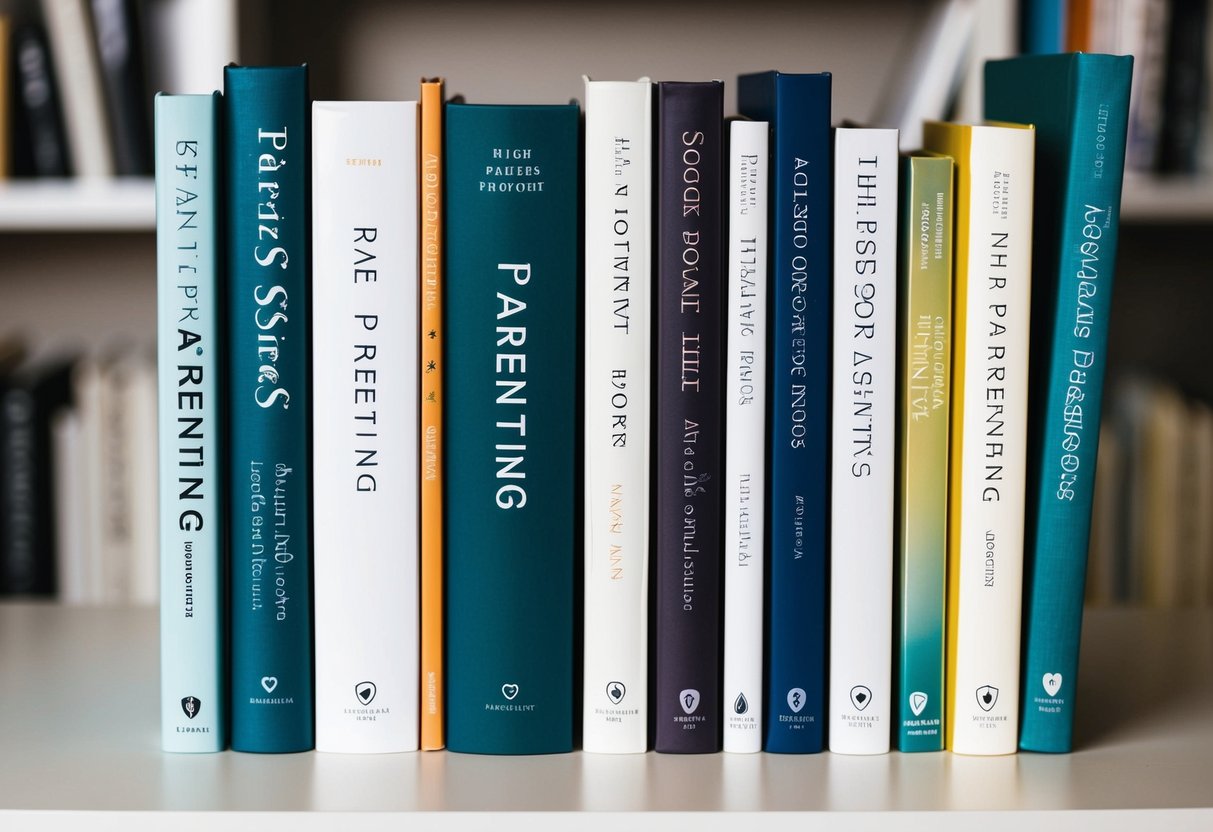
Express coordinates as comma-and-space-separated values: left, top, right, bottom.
312, 100, 419, 753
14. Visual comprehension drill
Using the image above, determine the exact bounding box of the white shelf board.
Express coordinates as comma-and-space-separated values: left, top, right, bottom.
0, 179, 155, 231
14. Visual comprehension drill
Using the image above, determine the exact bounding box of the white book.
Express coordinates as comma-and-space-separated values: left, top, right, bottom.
145, 0, 238, 96
722, 118, 767, 754
123, 348, 158, 606
581, 77, 652, 754
828, 126, 899, 755
52, 408, 88, 605
72, 356, 106, 604
312, 100, 420, 753
40, 0, 116, 177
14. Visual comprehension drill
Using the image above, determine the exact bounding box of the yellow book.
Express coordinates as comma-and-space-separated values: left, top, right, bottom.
419, 77, 445, 750
923, 120, 1034, 756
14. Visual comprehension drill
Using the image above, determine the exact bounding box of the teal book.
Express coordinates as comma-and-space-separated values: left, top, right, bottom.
224, 65, 313, 753
443, 102, 579, 755
985, 52, 1133, 753
156, 92, 225, 752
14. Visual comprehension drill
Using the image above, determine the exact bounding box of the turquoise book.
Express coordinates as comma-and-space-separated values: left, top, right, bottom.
443, 102, 579, 755
985, 52, 1133, 753
224, 65, 313, 753
155, 92, 224, 752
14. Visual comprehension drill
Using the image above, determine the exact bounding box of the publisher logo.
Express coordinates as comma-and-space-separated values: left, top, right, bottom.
606, 681, 626, 705
909, 691, 928, 717
680, 689, 700, 715
976, 685, 999, 712
850, 685, 872, 712
1042, 673, 1063, 698
734, 693, 749, 715
181, 696, 201, 720
787, 688, 806, 714
260, 676, 278, 694
356, 681, 377, 705
501, 683, 519, 701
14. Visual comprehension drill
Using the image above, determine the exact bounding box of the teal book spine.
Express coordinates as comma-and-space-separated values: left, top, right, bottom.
156, 92, 225, 752
444, 102, 579, 755
224, 65, 313, 753
985, 52, 1133, 753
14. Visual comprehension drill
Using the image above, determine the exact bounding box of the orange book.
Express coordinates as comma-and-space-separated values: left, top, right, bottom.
1066, 0, 1094, 52
419, 77, 445, 750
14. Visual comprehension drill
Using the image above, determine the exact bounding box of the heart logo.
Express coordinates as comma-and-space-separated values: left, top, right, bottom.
850, 685, 873, 712
606, 682, 626, 705
679, 689, 700, 715
976, 684, 999, 712
909, 691, 928, 717
787, 687, 806, 714
501, 683, 519, 701
260, 677, 278, 694
1042, 673, 1063, 698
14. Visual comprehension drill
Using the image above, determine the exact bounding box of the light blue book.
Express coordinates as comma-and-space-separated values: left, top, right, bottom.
156, 92, 224, 752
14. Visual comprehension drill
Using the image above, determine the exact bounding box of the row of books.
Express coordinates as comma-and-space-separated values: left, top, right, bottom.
158, 53, 1132, 757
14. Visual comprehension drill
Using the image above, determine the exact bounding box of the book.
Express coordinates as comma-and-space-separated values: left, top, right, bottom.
443, 101, 579, 755
922, 118, 1034, 756
985, 51, 1133, 753
582, 77, 653, 755
11, 23, 71, 177
40, 0, 116, 177
144, 0, 237, 97
894, 152, 953, 753
155, 91, 224, 751
1021, 0, 1069, 54
419, 76, 445, 752
0, 14, 9, 179
1156, 0, 1209, 173
722, 117, 767, 754
311, 100, 420, 754
119, 347, 158, 605
653, 80, 724, 755
828, 125, 899, 756
737, 70, 831, 754
89, 0, 153, 175
224, 64, 313, 754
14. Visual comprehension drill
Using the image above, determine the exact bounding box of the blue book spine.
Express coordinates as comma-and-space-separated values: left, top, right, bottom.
224, 65, 313, 753
985, 53, 1133, 753
738, 70, 831, 753
1021, 0, 1068, 54
156, 92, 225, 752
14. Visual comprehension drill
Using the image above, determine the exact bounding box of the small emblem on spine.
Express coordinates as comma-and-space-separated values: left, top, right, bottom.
850, 685, 872, 711
680, 689, 700, 715
501, 683, 519, 701
787, 688, 806, 714
909, 691, 928, 716
260, 677, 278, 694
606, 682, 626, 705
181, 696, 201, 720
1042, 673, 1063, 697
734, 693, 749, 715
976, 685, 999, 712
356, 681, 377, 705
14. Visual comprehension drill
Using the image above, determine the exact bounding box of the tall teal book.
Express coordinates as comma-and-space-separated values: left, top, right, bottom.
224, 65, 313, 753
985, 52, 1133, 753
156, 92, 224, 752
444, 102, 579, 755
737, 70, 831, 754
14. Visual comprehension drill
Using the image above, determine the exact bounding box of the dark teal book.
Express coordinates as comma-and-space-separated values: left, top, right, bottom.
985, 52, 1133, 753
224, 65, 313, 753
443, 102, 579, 755
738, 70, 831, 754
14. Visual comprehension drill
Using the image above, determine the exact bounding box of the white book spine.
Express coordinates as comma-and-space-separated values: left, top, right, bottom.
828, 127, 899, 755
950, 125, 1034, 755
126, 350, 159, 606
722, 119, 767, 754
40, 0, 116, 177
582, 78, 652, 754
312, 100, 419, 753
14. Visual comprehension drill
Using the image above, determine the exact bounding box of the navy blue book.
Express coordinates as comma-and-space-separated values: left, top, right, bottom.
654, 80, 724, 754
738, 70, 831, 753
224, 65, 313, 753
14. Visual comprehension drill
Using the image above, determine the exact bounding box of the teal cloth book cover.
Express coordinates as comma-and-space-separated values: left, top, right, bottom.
443, 102, 579, 755
224, 65, 313, 753
985, 52, 1133, 753
156, 92, 225, 752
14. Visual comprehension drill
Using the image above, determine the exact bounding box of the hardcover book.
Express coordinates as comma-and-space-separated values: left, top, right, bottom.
40, 0, 116, 176
312, 100, 420, 753
654, 80, 724, 755
722, 118, 768, 754
90, 0, 153, 175
582, 77, 652, 755
923, 118, 1035, 756
419, 76, 445, 752
11, 23, 71, 177
224, 65, 313, 753
985, 52, 1133, 753
155, 92, 224, 752
444, 101, 579, 755
894, 151, 953, 753
828, 125, 899, 756
737, 70, 831, 754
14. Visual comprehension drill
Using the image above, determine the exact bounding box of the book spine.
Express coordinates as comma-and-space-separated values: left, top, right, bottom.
12, 24, 71, 177
582, 79, 652, 755
312, 100, 419, 754
419, 77, 445, 752
224, 65, 313, 753
828, 126, 898, 755
0, 15, 9, 179
1, 385, 42, 594
654, 80, 723, 754
926, 121, 1035, 756
40, 0, 116, 177
155, 92, 223, 751
443, 103, 579, 755
89, 0, 152, 175
895, 154, 952, 753
722, 118, 767, 754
